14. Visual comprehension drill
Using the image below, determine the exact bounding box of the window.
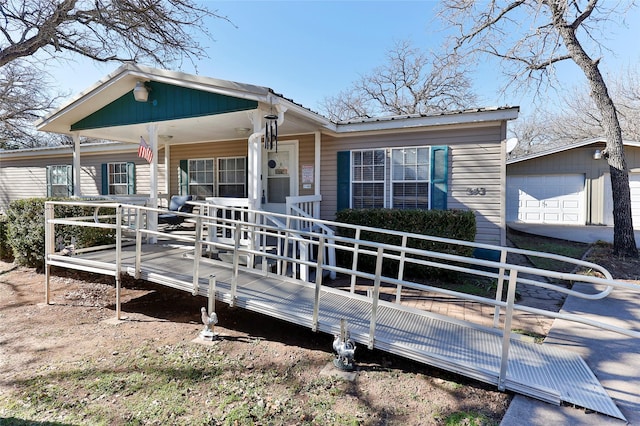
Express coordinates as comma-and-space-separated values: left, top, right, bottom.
179, 157, 248, 198
337, 146, 448, 211
47, 165, 72, 197
101, 162, 135, 195
108, 163, 131, 195
188, 159, 215, 198
391, 147, 430, 209
218, 157, 246, 198
351, 149, 386, 208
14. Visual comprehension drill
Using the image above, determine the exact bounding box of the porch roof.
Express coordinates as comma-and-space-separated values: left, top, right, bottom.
35, 63, 334, 144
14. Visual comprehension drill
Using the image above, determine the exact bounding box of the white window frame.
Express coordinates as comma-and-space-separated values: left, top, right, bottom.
48, 164, 72, 197
107, 162, 129, 195
351, 149, 386, 209
391, 146, 431, 210
217, 156, 247, 198
188, 158, 215, 198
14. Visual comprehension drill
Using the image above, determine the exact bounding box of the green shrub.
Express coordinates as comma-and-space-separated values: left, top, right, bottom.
334, 208, 476, 278
6, 198, 115, 271
0, 214, 13, 261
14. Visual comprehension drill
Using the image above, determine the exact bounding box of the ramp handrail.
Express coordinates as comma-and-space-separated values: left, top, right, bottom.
44, 200, 640, 382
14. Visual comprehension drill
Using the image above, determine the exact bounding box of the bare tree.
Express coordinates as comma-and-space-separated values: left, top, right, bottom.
439, 0, 638, 257
0, 0, 229, 148
0, 0, 227, 67
320, 40, 478, 121
507, 110, 560, 158
0, 61, 66, 149
517, 67, 640, 148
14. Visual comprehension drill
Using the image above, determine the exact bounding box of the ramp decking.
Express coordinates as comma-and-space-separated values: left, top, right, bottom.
61, 243, 624, 420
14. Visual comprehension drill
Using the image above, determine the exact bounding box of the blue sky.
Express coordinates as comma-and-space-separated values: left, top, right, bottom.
50, 1, 640, 117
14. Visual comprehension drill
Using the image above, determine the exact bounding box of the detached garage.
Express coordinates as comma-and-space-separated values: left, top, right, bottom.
507, 137, 640, 229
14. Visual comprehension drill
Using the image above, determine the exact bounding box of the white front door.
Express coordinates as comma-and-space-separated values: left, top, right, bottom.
262, 141, 298, 214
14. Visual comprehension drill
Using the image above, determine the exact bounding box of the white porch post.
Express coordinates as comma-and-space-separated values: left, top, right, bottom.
164, 142, 171, 201
147, 124, 159, 243
248, 110, 263, 211
314, 131, 321, 196
314, 131, 322, 218
72, 132, 82, 197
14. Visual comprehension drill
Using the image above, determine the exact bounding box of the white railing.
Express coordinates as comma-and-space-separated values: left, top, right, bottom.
285, 195, 336, 280
44, 200, 640, 388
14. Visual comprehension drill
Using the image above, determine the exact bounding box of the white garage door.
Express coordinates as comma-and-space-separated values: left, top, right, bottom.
507, 175, 585, 224
604, 173, 640, 229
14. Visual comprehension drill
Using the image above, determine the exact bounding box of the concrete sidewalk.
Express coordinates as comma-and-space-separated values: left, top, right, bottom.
501, 226, 640, 425
501, 284, 640, 425
508, 222, 640, 246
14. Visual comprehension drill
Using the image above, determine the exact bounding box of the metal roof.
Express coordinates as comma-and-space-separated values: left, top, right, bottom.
507, 137, 640, 164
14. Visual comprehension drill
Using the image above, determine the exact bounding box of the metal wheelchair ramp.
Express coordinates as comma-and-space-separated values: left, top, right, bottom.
44, 201, 638, 422
123, 257, 624, 420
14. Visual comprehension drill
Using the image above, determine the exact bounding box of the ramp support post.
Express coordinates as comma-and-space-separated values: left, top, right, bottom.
208, 275, 216, 316
498, 269, 518, 390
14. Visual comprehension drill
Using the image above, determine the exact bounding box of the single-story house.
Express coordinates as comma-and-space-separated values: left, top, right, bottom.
506, 137, 640, 228
0, 64, 519, 245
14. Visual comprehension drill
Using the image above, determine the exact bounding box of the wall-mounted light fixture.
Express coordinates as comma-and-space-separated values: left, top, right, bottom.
593, 149, 603, 160
133, 81, 150, 102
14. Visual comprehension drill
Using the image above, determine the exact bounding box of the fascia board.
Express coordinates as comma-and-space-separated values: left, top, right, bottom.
333, 108, 519, 134
0, 142, 140, 160
506, 136, 614, 164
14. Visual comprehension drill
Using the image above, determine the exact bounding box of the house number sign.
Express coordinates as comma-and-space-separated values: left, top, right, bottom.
466, 187, 486, 196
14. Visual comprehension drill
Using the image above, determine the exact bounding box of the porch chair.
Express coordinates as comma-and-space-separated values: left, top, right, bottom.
158, 195, 194, 227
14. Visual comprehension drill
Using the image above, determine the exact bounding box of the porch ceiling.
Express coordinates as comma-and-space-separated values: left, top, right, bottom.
71, 109, 319, 145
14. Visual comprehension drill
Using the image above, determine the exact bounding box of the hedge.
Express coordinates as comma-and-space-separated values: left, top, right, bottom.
0, 215, 12, 261
334, 208, 477, 279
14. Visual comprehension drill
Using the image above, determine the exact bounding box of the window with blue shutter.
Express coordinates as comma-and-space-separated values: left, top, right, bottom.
340, 145, 449, 211
101, 162, 136, 195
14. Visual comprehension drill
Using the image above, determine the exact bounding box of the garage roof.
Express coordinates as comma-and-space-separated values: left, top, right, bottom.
507, 137, 640, 165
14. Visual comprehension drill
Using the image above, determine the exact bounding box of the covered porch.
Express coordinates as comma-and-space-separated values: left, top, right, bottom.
35, 63, 332, 235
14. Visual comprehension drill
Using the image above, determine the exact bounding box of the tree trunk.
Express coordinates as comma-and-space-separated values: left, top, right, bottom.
553, 7, 638, 257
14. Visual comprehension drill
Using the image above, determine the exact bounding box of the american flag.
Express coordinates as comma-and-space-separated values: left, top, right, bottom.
138, 136, 153, 163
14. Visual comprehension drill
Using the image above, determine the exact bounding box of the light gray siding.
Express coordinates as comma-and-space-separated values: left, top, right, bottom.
0, 148, 166, 213
320, 124, 507, 245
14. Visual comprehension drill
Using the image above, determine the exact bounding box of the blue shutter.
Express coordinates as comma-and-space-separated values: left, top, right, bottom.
126, 162, 136, 194
336, 151, 351, 212
46, 166, 53, 197
179, 159, 189, 196
101, 163, 108, 195
430, 146, 449, 210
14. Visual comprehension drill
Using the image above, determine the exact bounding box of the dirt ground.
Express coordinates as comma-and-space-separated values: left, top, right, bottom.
0, 261, 510, 425
1, 242, 637, 425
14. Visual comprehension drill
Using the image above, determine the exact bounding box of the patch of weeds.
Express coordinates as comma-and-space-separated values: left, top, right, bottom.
445, 410, 496, 425
512, 329, 546, 344
1, 343, 235, 425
